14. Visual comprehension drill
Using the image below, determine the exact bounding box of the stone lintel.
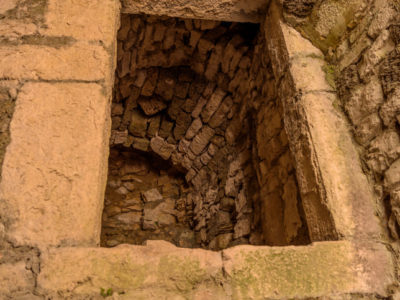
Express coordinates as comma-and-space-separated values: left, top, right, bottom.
121, 0, 268, 23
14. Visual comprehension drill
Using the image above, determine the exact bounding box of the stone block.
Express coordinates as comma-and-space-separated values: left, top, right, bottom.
191, 97, 208, 119
137, 97, 167, 116
185, 118, 203, 140
201, 89, 226, 123
150, 136, 175, 160
209, 96, 233, 129
132, 137, 150, 151
222, 241, 394, 299
143, 199, 176, 229
0, 43, 111, 82
141, 68, 158, 97
0, 82, 109, 247
280, 21, 323, 59
354, 113, 382, 146
147, 115, 161, 137
121, 0, 266, 23
159, 118, 174, 138
385, 158, 400, 189
129, 110, 148, 138
233, 217, 251, 239
38, 241, 224, 298
111, 130, 128, 145
42, 0, 120, 46
190, 126, 215, 155
345, 77, 384, 126
116, 212, 142, 225
379, 88, 400, 127
359, 30, 395, 80
142, 188, 163, 203
300, 92, 381, 241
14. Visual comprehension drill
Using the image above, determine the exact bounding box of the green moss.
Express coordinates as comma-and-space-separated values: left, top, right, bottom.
157, 255, 209, 294
100, 288, 113, 298
92, 257, 150, 290
228, 243, 354, 299
322, 64, 337, 89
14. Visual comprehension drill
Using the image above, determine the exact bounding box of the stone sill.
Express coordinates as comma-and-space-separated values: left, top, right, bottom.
37, 240, 393, 299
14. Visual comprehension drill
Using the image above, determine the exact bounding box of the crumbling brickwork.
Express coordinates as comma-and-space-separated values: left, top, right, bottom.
101, 14, 309, 250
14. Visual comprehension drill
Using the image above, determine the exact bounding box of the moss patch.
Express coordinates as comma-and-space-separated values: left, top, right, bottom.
227, 243, 354, 299
322, 64, 337, 89
157, 255, 211, 295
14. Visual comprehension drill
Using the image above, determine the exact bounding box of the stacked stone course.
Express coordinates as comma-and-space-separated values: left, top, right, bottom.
101, 14, 309, 249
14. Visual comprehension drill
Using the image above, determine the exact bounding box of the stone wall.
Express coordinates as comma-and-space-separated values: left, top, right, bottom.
281, 1, 400, 230
0, 0, 120, 298
0, 0, 396, 299
281, 0, 400, 296
101, 14, 309, 250
331, 1, 400, 241
329, 0, 400, 289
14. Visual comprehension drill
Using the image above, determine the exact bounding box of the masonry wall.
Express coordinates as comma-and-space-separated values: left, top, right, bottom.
0, 0, 396, 299
0, 0, 120, 298
333, 1, 400, 241
281, 0, 400, 295
101, 14, 310, 250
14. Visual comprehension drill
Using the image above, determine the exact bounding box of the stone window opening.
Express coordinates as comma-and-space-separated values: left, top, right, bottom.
100, 13, 311, 250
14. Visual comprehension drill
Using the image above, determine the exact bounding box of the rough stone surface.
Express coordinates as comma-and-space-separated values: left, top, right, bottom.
1, 1, 398, 298
103, 14, 308, 250
0, 44, 112, 82
267, 6, 382, 243
36, 241, 394, 299
0, 261, 35, 298
38, 241, 225, 299
0, 83, 110, 248
223, 241, 393, 299
121, 0, 268, 23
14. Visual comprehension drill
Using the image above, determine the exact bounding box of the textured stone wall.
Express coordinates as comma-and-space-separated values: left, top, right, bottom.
0, 0, 396, 299
0, 0, 120, 298
101, 14, 309, 249
285, 0, 400, 239
332, 2, 400, 241
281, 0, 400, 296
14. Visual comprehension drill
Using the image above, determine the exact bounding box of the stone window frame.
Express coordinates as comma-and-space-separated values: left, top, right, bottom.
0, 0, 394, 298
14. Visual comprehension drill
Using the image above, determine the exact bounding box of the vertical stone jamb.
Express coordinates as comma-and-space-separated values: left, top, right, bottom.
264, 0, 382, 242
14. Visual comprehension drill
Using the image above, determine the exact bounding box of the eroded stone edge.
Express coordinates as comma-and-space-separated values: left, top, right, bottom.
36, 241, 394, 299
